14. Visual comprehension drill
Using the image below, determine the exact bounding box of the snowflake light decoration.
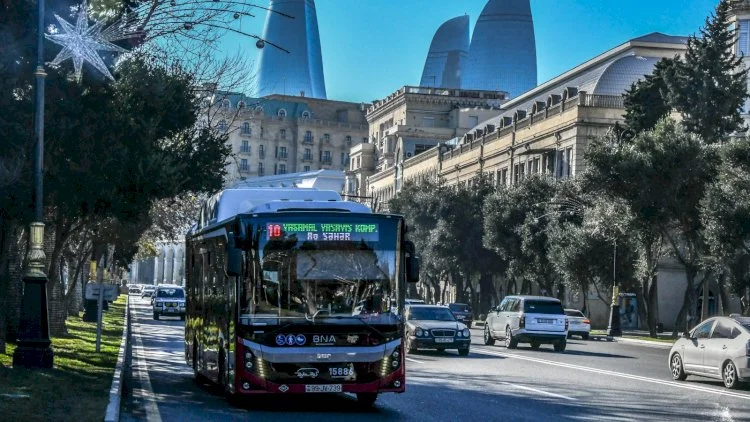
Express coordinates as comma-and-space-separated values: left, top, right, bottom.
45, 2, 133, 81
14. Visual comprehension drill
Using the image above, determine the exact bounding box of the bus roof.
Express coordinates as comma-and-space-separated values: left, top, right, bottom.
193, 187, 371, 233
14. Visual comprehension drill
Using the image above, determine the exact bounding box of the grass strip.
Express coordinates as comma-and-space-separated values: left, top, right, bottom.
0, 295, 126, 422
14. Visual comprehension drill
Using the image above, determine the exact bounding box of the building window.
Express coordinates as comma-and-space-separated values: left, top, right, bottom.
501, 168, 508, 185
301, 111, 311, 119
241, 122, 251, 135
221, 99, 230, 110
357, 157, 361, 168
468, 115, 479, 128
739, 20, 750, 56
303, 148, 313, 161
259, 145, 265, 159
218, 120, 227, 132
565, 147, 573, 178
279, 146, 287, 159
304, 165, 311, 172
279, 164, 287, 174
260, 127, 264, 137
280, 128, 286, 139
254, 106, 264, 115
533, 157, 540, 174
240, 140, 250, 153
239, 158, 249, 172
237, 101, 246, 110
321, 150, 332, 164
258, 162, 264, 176
304, 131, 313, 144
341, 152, 349, 166
278, 108, 287, 118
345, 135, 352, 145
324, 133, 331, 143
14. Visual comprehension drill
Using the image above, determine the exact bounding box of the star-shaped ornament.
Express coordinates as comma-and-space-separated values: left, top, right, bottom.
45, 2, 131, 81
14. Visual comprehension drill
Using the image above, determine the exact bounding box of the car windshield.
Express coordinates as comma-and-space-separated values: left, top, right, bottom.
565, 310, 585, 317
448, 304, 470, 312
157, 288, 184, 298
240, 218, 400, 325
408, 307, 456, 321
524, 301, 564, 314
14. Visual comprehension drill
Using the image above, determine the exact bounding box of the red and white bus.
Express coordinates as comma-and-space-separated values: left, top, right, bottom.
185, 187, 419, 407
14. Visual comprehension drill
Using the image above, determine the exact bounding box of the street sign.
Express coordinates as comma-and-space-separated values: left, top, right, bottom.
85, 283, 118, 301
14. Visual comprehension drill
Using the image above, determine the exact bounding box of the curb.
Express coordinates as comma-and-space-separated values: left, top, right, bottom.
614, 336, 673, 349
105, 295, 130, 422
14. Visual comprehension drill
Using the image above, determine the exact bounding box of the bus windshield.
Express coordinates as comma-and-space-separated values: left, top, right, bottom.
240, 216, 400, 325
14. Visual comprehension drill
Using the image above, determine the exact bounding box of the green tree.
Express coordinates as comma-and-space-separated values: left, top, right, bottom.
666, 0, 749, 143
702, 140, 750, 314
484, 176, 558, 298
623, 58, 676, 133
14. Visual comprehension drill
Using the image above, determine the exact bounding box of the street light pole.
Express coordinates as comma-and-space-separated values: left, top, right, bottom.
13, 0, 54, 368
607, 238, 622, 337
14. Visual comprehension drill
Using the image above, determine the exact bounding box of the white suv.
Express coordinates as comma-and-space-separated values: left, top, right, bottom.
152, 285, 186, 320
483, 296, 568, 352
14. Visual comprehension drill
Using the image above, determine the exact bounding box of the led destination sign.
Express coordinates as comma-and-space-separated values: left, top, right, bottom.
266, 222, 379, 242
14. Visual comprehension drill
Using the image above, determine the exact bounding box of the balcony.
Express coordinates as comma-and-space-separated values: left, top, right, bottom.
239, 146, 251, 153
278, 153, 288, 161
302, 154, 314, 162
302, 137, 314, 145
321, 157, 333, 165
238, 165, 250, 173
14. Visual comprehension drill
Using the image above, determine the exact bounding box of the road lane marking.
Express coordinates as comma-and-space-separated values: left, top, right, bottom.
500, 381, 575, 401
406, 357, 425, 364
472, 346, 750, 401
132, 305, 163, 422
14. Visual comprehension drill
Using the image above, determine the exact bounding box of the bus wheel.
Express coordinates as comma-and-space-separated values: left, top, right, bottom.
356, 393, 378, 408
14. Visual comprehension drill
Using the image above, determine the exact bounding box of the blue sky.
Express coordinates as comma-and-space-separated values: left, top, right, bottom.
220, 0, 720, 103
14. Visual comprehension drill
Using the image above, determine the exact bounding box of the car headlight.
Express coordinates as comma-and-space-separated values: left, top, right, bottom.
415, 328, 423, 337
463, 328, 470, 337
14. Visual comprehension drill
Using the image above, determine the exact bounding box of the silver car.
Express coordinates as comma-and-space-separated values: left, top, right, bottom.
669, 316, 750, 389
484, 296, 568, 352
565, 309, 591, 340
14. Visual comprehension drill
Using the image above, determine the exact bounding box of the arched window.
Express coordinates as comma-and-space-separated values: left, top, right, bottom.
221, 99, 231, 110
277, 108, 287, 118
237, 101, 246, 110
301, 110, 311, 119
254, 106, 264, 115
242, 122, 251, 135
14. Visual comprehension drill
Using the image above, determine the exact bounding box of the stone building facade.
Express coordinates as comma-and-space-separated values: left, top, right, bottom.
346, 86, 507, 207
201, 90, 368, 187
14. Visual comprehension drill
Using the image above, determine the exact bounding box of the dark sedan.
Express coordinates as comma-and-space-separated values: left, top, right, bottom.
406, 305, 471, 356
448, 303, 473, 328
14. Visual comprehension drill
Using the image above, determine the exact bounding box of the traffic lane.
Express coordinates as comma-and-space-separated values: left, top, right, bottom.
470, 327, 701, 386
405, 346, 750, 421
122, 300, 608, 421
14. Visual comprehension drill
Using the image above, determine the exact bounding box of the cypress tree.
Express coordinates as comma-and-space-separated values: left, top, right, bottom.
667, 0, 749, 143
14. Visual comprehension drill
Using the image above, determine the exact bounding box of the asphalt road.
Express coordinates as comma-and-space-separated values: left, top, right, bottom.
121, 297, 750, 421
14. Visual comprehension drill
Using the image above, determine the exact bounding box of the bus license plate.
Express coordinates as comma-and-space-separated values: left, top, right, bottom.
305, 384, 342, 393
435, 338, 452, 343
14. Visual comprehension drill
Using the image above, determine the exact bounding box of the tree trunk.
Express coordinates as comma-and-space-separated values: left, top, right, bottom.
479, 273, 493, 316
46, 216, 74, 337
646, 274, 658, 337
453, 271, 464, 304
0, 220, 14, 354
717, 272, 728, 317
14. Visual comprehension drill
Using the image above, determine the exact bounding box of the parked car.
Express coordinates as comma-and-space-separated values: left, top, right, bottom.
564, 309, 591, 340
152, 285, 186, 320
405, 298, 426, 306
668, 315, 750, 389
406, 305, 471, 356
448, 303, 473, 328
483, 296, 568, 352
128, 284, 143, 295
141, 285, 156, 298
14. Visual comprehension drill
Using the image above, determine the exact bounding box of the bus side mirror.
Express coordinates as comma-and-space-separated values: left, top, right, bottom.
227, 248, 243, 277
405, 241, 420, 283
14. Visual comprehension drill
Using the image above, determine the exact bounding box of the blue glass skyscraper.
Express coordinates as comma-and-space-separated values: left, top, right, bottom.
462, 0, 537, 97
255, 0, 327, 99
419, 15, 470, 89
